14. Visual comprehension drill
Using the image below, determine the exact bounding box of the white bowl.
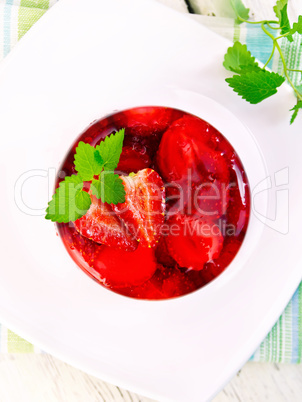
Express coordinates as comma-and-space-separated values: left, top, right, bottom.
0, 0, 301, 400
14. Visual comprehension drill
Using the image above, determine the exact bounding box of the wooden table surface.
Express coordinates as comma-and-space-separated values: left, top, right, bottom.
0, 354, 301, 401
1, 1, 301, 401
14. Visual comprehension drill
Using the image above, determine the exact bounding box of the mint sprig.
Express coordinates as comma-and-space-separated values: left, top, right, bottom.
46, 128, 126, 223
225, 0, 302, 124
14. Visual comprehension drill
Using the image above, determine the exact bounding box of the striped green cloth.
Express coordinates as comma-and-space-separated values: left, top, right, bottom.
0, 0, 57, 59
233, 22, 302, 363
0, 0, 301, 363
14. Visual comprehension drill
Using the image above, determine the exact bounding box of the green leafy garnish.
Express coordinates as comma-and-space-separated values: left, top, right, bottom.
290, 16, 302, 35
74, 142, 103, 181
290, 100, 302, 124
45, 129, 126, 223
223, 42, 260, 74
226, 70, 285, 104
95, 128, 124, 171
224, 0, 302, 123
45, 175, 91, 223
91, 172, 125, 204
94, 150, 104, 166
273, 0, 292, 40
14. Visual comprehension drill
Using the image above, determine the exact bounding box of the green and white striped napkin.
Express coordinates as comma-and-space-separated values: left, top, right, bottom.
0, 0, 301, 363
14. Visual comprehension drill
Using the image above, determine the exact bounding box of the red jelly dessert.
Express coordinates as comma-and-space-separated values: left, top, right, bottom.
56, 106, 250, 300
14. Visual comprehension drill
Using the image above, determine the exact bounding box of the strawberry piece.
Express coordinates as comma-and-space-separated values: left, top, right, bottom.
118, 106, 184, 137
126, 280, 165, 300
115, 107, 185, 164
160, 266, 196, 298
121, 264, 196, 300
59, 222, 155, 288
93, 245, 157, 288
154, 236, 176, 267
185, 180, 230, 221
74, 194, 138, 252
58, 221, 106, 283
117, 143, 151, 174
166, 179, 230, 221
166, 214, 224, 270
200, 239, 242, 283
157, 115, 230, 220
113, 168, 165, 248
156, 115, 229, 185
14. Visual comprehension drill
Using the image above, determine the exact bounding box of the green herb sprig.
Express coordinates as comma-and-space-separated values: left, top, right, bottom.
224, 0, 302, 124
45, 128, 126, 223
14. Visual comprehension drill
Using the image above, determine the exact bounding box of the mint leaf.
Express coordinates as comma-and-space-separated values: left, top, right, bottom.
223, 42, 260, 74
290, 100, 302, 124
226, 70, 285, 104
74, 190, 92, 215
290, 16, 302, 35
273, 0, 286, 18
238, 64, 263, 74
230, 0, 250, 24
91, 172, 125, 204
94, 150, 104, 167
74, 141, 103, 181
45, 175, 91, 223
273, 0, 293, 41
95, 128, 125, 171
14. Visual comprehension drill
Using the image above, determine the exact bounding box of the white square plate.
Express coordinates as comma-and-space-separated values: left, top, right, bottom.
0, 0, 301, 400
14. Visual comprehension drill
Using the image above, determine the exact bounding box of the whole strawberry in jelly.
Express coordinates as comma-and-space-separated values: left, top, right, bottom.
93, 245, 157, 288
118, 106, 183, 137
166, 214, 224, 271
156, 115, 229, 184
156, 115, 230, 220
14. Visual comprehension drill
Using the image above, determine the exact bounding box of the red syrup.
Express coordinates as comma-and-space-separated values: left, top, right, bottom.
57, 106, 250, 300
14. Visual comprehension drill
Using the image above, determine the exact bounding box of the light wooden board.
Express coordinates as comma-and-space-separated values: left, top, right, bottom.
0, 355, 302, 401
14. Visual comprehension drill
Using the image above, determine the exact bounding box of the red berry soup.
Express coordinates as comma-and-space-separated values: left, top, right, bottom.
56, 106, 250, 300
